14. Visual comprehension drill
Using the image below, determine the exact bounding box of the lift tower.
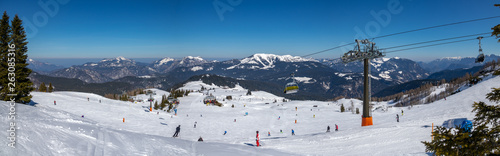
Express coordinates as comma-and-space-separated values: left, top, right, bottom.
341, 39, 385, 126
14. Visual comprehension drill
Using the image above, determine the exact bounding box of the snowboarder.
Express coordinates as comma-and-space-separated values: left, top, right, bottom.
198, 136, 203, 142
291, 129, 295, 135
54, 100, 56, 105
327, 126, 330, 132
268, 131, 270, 136
335, 124, 338, 131
173, 125, 181, 137
194, 122, 197, 128
256, 131, 260, 147
224, 131, 227, 135
396, 114, 399, 122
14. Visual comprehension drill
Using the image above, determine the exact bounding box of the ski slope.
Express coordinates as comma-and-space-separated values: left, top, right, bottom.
1, 75, 499, 155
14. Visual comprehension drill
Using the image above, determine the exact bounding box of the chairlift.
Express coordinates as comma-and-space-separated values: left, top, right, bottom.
475, 36, 484, 63
284, 73, 299, 94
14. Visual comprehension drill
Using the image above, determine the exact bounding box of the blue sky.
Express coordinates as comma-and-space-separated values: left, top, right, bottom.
0, 0, 499, 62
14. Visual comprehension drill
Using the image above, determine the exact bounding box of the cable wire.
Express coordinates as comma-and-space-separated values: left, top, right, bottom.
384, 36, 494, 54
380, 32, 491, 50
371, 15, 500, 40
301, 42, 355, 58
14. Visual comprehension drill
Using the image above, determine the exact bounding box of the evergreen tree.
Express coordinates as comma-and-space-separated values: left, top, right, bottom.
340, 104, 345, 113
4, 15, 33, 103
0, 11, 11, 100
493, 4, 500, 42
486, 87, 500, 103
154, 101, 159, 110
38, 82, 46, 92
422, 88, 500, 155
48, 83, 54, 93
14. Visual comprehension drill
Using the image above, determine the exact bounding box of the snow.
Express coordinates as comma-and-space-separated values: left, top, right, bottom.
1, 75, 499, 155
190, 66, 204, 72
156, 57, 175, 66
293, 77, 315, 83
227, 54, 316, 70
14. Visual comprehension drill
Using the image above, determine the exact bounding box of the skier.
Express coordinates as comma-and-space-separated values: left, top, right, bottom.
278, 116, 280, 120
234, 119, 236, 122
87, 97, 89, 101
335, 124, 338, 131
295, 107, 297, 111
401, 110, 404, 116
200, 114, 202, 117
174, 109, 177, 115
54, 100, 56, 105
194, 122, 197, 128
173, 125, 181, 137
256, 131, 260, 147
291, 129, 295, 135
81, 115, 84, 118
327, 126, 330, 132
280, 129, 283, 133
198, 136, 203, 142
396, 114, 399, 122
224, 131, 227, 135
99, 100, 101, 103
268, 131, 270, 136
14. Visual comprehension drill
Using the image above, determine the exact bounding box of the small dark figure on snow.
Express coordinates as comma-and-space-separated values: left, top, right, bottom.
327, 126, 330, 132
173, 125, 181, 137
194, 122, 197, 128
198, 136, 203, 142
224, 131, 227, 135
335, 124, 338, 131
396, 114, 399, 122
99, 100, 101, 103
280, 129, 283, 133
54, 100, 56, 105
81, 115, 84, 118
401, 110, 404, 116
234, 119, 236, 122
291, 129, 295, 135
268, 131, 270, 136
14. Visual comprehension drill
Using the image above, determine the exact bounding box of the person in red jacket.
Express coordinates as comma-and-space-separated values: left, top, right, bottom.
256, 131, 260, 147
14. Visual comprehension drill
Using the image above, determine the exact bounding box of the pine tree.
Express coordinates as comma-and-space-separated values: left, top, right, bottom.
486, 87, 500, 103
0, 11, 11, 101
340, 104, 345, 113
48, 83, 54, 93
154, 101, 159, 110
422, 88, 500, 155
5, 15, 33, 103
38, 82, 46, 92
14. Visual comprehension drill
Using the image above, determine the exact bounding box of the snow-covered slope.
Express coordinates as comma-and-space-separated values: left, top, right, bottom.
1, 75, 499, 155
227, 53, 317, 70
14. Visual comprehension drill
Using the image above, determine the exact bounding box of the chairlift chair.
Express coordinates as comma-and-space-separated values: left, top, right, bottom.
475, 36, 485, 63
284, 73, 299, 94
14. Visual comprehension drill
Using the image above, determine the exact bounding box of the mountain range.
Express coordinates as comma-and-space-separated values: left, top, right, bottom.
27, 53, 499, 100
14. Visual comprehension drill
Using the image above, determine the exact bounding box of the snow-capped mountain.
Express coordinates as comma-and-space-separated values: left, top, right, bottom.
152, 56, 210, 73
52, 56, 155, 83
226, 53, 317, 70
27, 59, 65, 73
418, 54, 500, 73
322, 57, 429, 84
